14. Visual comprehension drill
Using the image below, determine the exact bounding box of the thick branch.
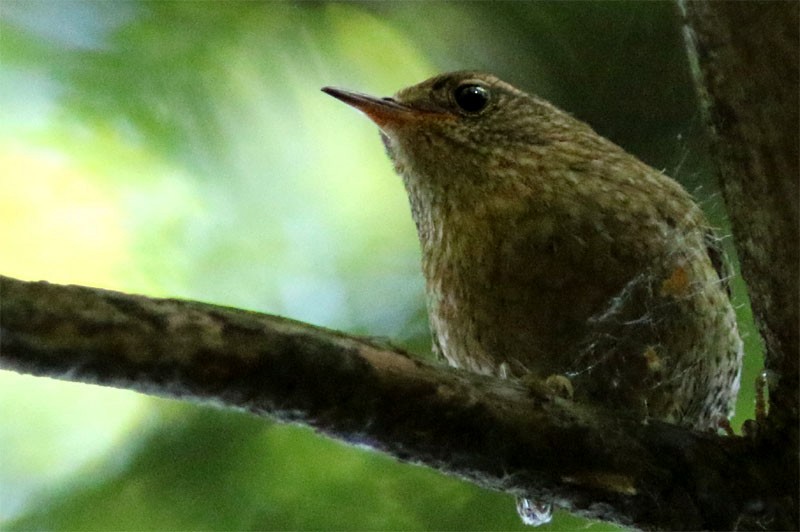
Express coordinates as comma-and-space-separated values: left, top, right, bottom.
0, 275, 790, 530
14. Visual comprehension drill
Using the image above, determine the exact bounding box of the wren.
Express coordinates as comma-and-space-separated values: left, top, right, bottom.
323, 72, 743, 524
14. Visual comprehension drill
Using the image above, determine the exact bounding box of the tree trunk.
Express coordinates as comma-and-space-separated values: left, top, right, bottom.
683, 0, 799, 437
681, 1, 799, 527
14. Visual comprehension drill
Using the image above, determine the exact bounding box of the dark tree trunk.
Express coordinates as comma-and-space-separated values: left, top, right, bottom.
682, 0, 799, 528
683, 0, 799, 435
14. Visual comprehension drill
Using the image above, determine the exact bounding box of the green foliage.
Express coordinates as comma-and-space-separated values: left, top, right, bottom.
0, 1, 761, 530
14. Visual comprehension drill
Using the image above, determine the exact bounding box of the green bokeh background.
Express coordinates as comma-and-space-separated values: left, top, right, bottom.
0, 2, 763, 530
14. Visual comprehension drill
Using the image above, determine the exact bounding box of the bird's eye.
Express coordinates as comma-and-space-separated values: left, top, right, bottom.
453, 84, 490, 114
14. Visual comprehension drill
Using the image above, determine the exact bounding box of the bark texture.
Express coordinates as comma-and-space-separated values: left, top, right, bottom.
0, 274, 790, 530
683, 0, 799, 438
681, 1, 799, 528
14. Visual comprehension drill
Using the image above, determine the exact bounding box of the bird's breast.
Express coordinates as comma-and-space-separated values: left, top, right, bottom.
419, 195, 643, 378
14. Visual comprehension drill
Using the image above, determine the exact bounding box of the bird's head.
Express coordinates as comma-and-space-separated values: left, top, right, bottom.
323, 71, 590, 192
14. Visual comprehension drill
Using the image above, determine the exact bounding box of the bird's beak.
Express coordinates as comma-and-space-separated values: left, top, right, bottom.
322, 87, 415, 131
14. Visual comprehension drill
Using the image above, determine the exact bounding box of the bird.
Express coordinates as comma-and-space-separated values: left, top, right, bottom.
322, 71, 743, 525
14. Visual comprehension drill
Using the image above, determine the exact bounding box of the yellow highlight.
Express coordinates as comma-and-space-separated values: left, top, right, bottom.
0, 145, 129, 287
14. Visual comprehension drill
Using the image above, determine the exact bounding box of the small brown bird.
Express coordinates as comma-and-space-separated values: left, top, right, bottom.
323, 72, 743, 524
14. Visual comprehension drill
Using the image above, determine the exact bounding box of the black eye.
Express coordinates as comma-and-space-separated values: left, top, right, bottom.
453, 84, 490, 114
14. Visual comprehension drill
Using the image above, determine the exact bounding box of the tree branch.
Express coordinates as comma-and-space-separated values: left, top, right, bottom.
0, 274, 792, 530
